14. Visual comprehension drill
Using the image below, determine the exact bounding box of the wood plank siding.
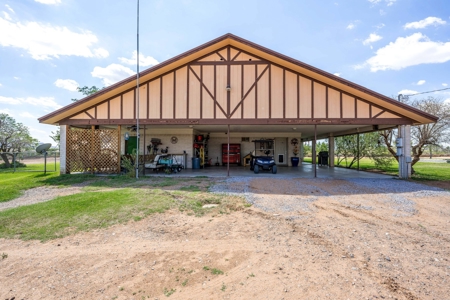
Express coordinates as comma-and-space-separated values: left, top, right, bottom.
62, 46, 412, 126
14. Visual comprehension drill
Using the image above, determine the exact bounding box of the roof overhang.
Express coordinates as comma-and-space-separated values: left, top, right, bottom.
39, 33, 438, 126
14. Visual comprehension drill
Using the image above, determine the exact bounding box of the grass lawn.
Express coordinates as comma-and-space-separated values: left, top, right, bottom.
0, 163, 63, 203
0, 172, 247, 241
303, 157, 450, 181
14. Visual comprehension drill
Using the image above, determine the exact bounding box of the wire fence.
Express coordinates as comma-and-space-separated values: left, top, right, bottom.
1, 151, 59, 173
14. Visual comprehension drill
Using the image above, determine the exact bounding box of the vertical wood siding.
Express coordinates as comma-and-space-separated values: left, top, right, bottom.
66, 46, 407, 124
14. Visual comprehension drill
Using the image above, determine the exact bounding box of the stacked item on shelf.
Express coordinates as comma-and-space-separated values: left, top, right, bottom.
222, 143, 241, 166
193, 134, 209, 168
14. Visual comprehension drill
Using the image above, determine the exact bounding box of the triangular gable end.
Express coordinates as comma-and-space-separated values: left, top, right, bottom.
39, 33, 437, 126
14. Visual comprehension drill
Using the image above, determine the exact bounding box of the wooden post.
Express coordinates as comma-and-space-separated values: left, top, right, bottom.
227, 124, 230, 177
117, 125, 121, 174
143, 125, 146, 176
91, 125, 95, 174
357, 133, 360, 171
313, 124, 317, 178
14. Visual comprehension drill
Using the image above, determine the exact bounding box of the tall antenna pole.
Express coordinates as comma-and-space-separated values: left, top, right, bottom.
135, 0, 140, 179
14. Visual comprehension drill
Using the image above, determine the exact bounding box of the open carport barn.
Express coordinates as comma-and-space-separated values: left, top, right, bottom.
39, 33, 437, 178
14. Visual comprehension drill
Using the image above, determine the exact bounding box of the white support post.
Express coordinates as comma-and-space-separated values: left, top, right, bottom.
404, 125, 411, 178
328, 134, 334, 167
398, 125, 412, 179
60, 125, 67, 174
299, 140, 304, 165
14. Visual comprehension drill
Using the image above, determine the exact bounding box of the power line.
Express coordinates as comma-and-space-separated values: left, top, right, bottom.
398, 87, 450, 101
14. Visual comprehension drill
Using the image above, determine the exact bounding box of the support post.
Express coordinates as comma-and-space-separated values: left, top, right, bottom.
328, 134, 334, 167
405, 125, 411, 178
60, 125, 67, 174
91, 125, 95, 174
117, 125, 121, 174
313, 124, 317, 178
227, 124, 230, 177
398, 125, 411, 179
143, 125, 146, 176
357, 132, 360, 171
135, 0, 140, 180
299, 140, 304, 165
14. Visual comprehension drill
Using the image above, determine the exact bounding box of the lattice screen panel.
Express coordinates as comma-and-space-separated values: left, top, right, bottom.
66, 127, 119, 174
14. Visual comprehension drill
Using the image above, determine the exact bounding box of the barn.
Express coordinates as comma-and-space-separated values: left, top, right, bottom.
38, 34, 437, 178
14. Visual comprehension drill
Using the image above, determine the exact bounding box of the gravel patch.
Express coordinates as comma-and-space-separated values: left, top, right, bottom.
0, 186, 83, 211
210, 177, 450, 217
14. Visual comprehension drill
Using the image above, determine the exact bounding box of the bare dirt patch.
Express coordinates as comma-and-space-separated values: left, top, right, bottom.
417, 180, 450, 190
1, 178, 449, 299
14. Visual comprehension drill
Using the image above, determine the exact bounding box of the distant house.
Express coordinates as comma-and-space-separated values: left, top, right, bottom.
39, 34, 436, 177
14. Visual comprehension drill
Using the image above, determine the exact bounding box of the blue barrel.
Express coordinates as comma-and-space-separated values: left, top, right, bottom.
192, 157, 200, 169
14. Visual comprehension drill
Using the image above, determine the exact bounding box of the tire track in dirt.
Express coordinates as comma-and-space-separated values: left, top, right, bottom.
309, 202, 423, 300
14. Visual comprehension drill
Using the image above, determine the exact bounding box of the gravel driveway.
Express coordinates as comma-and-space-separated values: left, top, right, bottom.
210, 177, 449, 218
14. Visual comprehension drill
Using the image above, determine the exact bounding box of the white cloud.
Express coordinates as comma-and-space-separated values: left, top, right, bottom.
13, 76, 19, 80
29, 127, 50, 135
333, 73, 341, 77
19, 112, 37, 118
404, 17, 446, 29
346, 23, 355, 30
2, 11, 11, 21
0, 83, 2, 87
0, 96, 61, 109
443, 83, 448, 87
94, 48, 109, 58
0, 108, 13, 115
91, 63, 135, 86
417, 80, 426, 85
54, 79, 79, 91
379, 9, 386, 16
398, 89, 418, 96
0, 17, 109, 60
34, 0, 61, 4
0, 96, 22, 105
386, 0, 396, 6
5, 5, 14, 13
368, 0, 396, 6
361, 33, 450, 72
375, 23, 385, 29
363, 33, 382, 45
118, 51, 159, 67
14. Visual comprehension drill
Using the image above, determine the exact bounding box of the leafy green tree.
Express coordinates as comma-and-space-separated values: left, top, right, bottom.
50, 127, 60, 150
316, 141, 328, 153
335, 132, 382, 168
379, 97, 450, 172
71, 86, 101, 102
302, 143, 311, 157
0, 113, 38, 167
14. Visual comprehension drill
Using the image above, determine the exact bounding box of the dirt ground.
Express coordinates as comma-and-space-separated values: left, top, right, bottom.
1, 178, 449, 300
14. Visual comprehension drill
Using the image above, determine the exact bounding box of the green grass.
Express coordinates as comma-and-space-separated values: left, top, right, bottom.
0, 171, 247, 241
0, 188, 174, 241
179, 185, 201, 192
0, 163, 61, 202
303, 157, 450, 181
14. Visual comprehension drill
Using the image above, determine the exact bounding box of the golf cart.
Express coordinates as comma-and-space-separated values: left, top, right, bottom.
250, 139, 277, 174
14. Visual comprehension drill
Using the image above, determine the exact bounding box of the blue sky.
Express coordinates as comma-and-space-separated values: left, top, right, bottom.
0, 0, 449, 144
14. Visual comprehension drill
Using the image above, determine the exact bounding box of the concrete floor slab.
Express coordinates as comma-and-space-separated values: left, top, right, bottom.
143, 163, 394, 179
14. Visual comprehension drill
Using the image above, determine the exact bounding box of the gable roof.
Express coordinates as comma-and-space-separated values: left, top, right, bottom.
39, 33, 437, 125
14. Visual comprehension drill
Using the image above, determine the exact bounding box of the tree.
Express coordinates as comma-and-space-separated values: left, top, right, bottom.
335, 132, 382, 168
71, 86, 101, 102
0, 113, 38, 167
380, 97, 450, 172
50, 127, 60, 150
